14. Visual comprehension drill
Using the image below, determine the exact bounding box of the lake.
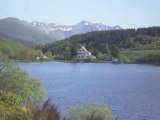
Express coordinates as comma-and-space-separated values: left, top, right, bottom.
17, 62, 160, 120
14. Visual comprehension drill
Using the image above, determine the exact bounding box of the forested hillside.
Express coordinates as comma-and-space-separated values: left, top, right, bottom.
0, 41, 43, 60
41, 27, 160, 63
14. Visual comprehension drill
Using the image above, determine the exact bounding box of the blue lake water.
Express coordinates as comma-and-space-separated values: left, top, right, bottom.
17, 62, 160, 120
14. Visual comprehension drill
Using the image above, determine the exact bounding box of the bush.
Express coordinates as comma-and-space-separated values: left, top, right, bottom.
0, 62, 46, 103
66, 105, 115, 120
135, 53, 160, 64
27, 99, 61, 120
0, 52, 8, 61
83, 58, 97, 63
0, 62, 46, 119
0, 90, 31, 120
119, 55, 131, 63
0, 46, 14, 59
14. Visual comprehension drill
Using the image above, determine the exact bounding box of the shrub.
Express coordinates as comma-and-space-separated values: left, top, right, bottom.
27, 99, 61, 120
0, 90, 31, 120
0, 62, 46, 103
0, 46, 14, 59
66, 105, 115, 120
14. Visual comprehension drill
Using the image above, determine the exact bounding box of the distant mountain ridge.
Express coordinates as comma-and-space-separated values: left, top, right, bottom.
0, 17, 54, 46
31, 21, 121, 38
0, 17, 122, 46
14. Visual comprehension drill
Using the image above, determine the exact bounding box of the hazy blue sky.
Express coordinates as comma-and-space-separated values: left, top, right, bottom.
0, 0, 160, 28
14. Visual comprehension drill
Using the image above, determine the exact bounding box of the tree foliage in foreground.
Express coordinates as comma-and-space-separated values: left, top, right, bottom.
0, 63, 45, 102
0, 90, 31, 120
0, 62, 46, 119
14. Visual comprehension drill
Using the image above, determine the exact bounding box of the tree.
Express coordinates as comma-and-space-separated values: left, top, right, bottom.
0, 63, 45, 103
66, 105, 115, 120
110, 45, 120, 57
0, 62, 47, 120
0, 90, 31, 120
36, 50, 43, 57
0, 52, 8, 61
126, 38, 136, 48
103, 44, 110, 55
19, 48, 36, 60
0, 46, 14, 59
70, 43, 78, 59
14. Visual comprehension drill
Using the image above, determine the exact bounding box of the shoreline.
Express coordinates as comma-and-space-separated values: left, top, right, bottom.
12, 59, 160, 66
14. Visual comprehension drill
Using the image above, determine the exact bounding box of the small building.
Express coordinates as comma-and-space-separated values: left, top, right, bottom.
36, 57, 40, 60
112, 58, 119, 63
42, 55, 47, 59
77, 46, 96, 59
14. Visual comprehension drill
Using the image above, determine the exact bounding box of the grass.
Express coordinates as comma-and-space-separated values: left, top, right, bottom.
0, 41, 23, 52
121, 49, 160, 59
121, 49, 160, 56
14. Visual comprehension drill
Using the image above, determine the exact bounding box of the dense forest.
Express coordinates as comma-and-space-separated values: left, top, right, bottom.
40, 27, 160, 63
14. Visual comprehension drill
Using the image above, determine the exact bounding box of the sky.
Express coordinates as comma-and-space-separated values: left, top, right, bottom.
0, 0, 160, 28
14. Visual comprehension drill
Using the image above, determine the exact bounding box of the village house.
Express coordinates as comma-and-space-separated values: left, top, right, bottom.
77, 46, 96, 59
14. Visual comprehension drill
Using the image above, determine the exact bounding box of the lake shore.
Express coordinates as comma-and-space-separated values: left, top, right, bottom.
12, 59, 160, 66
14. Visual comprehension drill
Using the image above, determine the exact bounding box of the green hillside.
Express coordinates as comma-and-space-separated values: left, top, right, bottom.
0, 41, 42, 60
0, 18, 54, 46
121, 49, 160, 57
0, 41, 22, 51
120, 49, 160, 62
41, 27, 160, 64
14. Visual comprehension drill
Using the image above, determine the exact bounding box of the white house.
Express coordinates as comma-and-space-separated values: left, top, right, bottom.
77, 46, 96, 59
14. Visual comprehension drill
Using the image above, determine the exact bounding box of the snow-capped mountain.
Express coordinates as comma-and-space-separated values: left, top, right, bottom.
31, 21, 121, 39
31, 22, 72, 32
0, 17, 122, 45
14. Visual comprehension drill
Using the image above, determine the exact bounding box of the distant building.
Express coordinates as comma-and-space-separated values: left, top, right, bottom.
112, 58, 119, 63
77, 46, 96, 59
36, 56, 48, 60
42, 55, 47, 59
36, 57, 40, 60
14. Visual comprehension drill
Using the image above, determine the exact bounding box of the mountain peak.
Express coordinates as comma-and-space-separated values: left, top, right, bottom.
76, 21, 93, 26
80, 21, 91, 23
113, 25, 122, 30
30, 19, 122, 37
2, 17, 20, 22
